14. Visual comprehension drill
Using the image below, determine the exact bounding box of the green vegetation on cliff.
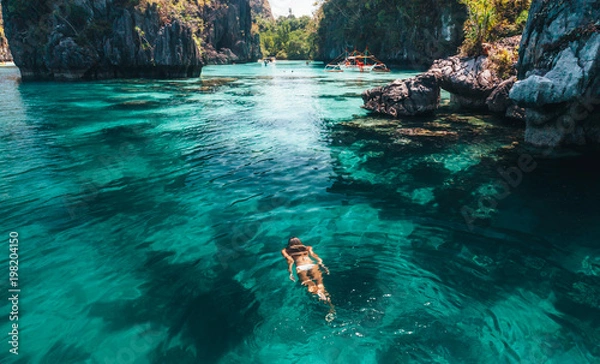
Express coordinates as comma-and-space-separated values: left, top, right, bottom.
459, 0, 530, 56
139, 0, 207, 51
257, 15, 317, 59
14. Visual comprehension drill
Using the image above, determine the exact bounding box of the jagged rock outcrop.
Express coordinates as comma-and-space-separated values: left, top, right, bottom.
0, 3, 12, 62
430, 56, 503, 109
202, 0, 261, 64
250, 0, 273, 20
509, 0, 600, 147
363, 37, 523, 118
486, 77, 516, 113
430, 35, 522, 110
317, 0, 466, 66
362, 73, 440, 116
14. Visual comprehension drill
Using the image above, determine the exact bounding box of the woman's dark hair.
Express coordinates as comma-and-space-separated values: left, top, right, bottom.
288, 237, 304, 248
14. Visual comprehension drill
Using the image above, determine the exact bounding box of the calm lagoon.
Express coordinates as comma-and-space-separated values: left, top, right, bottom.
1, 61, 599, 363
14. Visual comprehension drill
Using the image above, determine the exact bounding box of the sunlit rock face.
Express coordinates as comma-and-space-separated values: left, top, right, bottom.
0, 3, 12, 62
510, 0, 600, 147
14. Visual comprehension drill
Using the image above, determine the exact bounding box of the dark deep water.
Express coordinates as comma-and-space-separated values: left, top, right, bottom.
1, 62, 599, 363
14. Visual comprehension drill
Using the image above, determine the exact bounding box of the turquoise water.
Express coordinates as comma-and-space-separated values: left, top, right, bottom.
1, 61, 599, 363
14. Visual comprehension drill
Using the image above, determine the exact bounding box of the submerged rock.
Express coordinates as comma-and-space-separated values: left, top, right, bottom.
396, 128, 458, 138
509, 0, 600, 147
361, 73, 440, 117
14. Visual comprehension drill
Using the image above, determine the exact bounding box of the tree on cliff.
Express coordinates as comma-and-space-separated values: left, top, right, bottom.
459, 0, 530, 56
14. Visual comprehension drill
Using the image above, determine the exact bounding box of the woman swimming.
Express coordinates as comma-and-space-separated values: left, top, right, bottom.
281, 237, 332, 304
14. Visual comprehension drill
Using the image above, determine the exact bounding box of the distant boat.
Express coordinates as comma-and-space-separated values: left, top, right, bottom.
325, 49, 389, 73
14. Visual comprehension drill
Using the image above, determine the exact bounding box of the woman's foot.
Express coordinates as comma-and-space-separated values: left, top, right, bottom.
316, 285, 330, 302
317, 291, 329, 302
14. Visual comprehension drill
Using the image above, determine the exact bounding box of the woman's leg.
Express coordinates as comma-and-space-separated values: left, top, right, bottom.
297, 269, 317, 293
309, 266, 330, 302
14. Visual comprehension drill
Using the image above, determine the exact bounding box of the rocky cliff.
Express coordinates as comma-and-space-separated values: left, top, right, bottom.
363, 0, 600, 148
0, 3, 12, 62
250, 0, 273, 20
317, 0, 466, 66
202, 0, 262, 64
1, 0, 203, 80
509, 0, 600, 147
1, 0, 262, 80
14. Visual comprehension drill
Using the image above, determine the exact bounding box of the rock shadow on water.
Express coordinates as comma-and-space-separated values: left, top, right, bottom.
319, 94, 350, 102
88, 250, 262, 364
99, 123, 157, 143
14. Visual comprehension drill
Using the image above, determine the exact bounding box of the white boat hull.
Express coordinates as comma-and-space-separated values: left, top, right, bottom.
339, 65, 375, 72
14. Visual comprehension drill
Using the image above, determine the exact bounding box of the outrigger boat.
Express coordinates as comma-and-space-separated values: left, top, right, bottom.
324, 48, 390, 73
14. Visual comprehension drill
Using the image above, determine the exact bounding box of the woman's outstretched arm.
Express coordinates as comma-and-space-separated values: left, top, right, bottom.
281, 249, 296, 281
308, 247, 329, 274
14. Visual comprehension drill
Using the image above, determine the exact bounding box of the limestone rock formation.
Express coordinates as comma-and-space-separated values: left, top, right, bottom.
430, 56, 502, 109
486, 77, 516, 113
1, 0, 203, 80
362, 37, 523, 119
1, 0, 262, 80
249, 0, 273, 20
509, 0, 600, 147
362, 73, 440, 116
0, 3, 11, 62
202, 0, 261, 64
317, 0, 466, 66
